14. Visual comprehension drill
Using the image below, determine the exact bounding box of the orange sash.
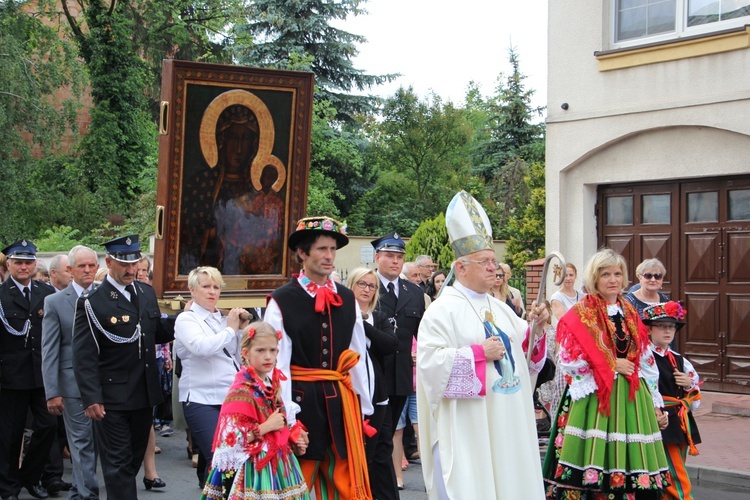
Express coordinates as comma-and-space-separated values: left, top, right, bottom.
291, 349, 372, 500
663, 389, 702, 456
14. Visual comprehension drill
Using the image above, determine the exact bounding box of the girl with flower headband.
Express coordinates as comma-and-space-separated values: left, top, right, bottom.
644, 301, 701, 500
201, 321, 310, 500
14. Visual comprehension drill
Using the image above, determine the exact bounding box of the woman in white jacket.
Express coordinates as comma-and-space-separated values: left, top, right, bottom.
174, 266, 249, 487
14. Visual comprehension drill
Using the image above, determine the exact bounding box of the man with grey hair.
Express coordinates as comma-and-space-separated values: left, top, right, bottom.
414, 255, 435, 291
48, 255, 72, 292
401, 262, 422, 286
417, 192, 548, 499
42, 245, 100, 499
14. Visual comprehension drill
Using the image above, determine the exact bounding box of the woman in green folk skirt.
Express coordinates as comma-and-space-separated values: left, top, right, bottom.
543, 249, 670, 499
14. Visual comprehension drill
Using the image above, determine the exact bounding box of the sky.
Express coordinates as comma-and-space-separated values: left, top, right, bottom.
337, 0, 549, 111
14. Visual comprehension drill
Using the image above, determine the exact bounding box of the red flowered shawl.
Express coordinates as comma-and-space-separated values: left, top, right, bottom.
557, 293, 650, 415
213, 366, 292, 470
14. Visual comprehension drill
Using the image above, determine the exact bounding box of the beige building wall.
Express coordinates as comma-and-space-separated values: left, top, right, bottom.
545, 1, 750, 271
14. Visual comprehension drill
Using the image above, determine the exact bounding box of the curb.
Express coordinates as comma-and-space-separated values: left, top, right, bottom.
712, 402, 750, 418
687, 464, 750, 490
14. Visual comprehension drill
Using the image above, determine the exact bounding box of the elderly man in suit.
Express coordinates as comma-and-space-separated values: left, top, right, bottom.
72, 235, 175, 500
371, 232, 425, 499
0, 239, 57, 500
42, 245, 100, 499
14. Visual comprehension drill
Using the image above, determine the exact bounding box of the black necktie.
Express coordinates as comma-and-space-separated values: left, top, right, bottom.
387, 282, 396, 300
125, 284, 139, 311
23, 287, 30, 306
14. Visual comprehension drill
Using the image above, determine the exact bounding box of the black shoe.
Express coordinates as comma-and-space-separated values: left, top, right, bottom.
143, 477, 166, 490
44, 479, 72, 494
23, 483, 49, 499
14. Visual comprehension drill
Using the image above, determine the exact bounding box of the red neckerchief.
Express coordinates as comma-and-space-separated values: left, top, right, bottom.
557, 293, 648, 415
295, 270, 343, 315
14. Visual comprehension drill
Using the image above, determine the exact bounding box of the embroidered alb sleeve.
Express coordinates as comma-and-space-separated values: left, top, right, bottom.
639, 347, 664, 408
558, 342, 597, 401
443, 346, 483, 399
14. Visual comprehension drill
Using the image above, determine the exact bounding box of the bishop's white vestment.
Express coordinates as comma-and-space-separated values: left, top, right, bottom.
417, 282, 546, 499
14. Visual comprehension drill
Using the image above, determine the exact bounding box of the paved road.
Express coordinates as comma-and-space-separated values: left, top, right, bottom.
14, 431, 748, 499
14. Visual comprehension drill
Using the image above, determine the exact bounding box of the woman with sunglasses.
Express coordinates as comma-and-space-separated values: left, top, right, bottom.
625, 258, 670, 318
345, 267, 399, 499
490, 266, 523, 318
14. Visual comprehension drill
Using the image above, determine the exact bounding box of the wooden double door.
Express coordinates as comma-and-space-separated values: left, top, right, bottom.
599, 176, 750, 393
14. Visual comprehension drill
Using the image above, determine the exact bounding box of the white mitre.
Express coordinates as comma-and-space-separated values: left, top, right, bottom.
445, 190, 494, 258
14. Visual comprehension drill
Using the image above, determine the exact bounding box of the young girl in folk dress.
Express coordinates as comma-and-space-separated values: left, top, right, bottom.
201, 322, 310, 500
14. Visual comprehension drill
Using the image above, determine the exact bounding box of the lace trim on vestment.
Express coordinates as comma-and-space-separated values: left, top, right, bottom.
443, 346, 483, 399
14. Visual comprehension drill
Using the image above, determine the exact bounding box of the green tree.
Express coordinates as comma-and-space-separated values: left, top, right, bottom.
306, 169, 343, 217
474, 47, 545, 240
405, 214, 455, 270
475, 47, 544, 179
345, 170, 419, 236
235, 0, 396, 120
0, 0, 86, 242
349, 87, 474, 235
504, 161, 546, 270
35, 225, 82, 252
60, 0, 157, 218
309, 99, 373, 218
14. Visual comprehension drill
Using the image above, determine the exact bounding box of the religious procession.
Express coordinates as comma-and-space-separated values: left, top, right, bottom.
5, 1, 750, 499
3, 186, 733, 500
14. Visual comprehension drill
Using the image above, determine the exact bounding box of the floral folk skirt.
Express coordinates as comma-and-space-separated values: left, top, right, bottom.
201, 451, 310, 500
542, 377, 670, 499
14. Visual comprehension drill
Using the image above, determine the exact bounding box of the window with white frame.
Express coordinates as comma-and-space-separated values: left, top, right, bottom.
614, 0, 750, 45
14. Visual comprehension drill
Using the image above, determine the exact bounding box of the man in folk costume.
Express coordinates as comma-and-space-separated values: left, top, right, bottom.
264, 216, 373, 500
417, 191, 549, 499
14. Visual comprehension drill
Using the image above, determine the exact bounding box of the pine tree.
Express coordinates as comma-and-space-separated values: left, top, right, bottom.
474, 47, 545, 239
476, 46, 545, 180
235, 0, 397, 120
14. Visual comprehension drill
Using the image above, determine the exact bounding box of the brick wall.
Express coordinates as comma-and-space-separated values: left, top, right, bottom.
524, 258, 545, 310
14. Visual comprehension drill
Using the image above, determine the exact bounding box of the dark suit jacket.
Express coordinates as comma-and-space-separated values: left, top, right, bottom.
364, 310, 398, 405
72, 278, 175, 411
0, 278, 56, 390
42, 283, 86, 399
375, 276, 425, 396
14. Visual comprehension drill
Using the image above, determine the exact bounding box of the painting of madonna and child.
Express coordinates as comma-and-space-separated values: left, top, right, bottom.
155, 62, 313, 295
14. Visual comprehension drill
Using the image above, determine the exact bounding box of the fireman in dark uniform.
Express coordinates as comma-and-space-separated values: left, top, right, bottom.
0, 239, 57, 500
72, 235, 175, 500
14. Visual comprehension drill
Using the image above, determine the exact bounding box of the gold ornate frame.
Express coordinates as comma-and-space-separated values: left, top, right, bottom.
153, 61, 314, 298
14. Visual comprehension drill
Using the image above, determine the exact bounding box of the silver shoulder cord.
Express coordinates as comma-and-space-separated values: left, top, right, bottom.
84, 299, 142, 357
78, 296, 99, 355
0, 298, 32, 346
